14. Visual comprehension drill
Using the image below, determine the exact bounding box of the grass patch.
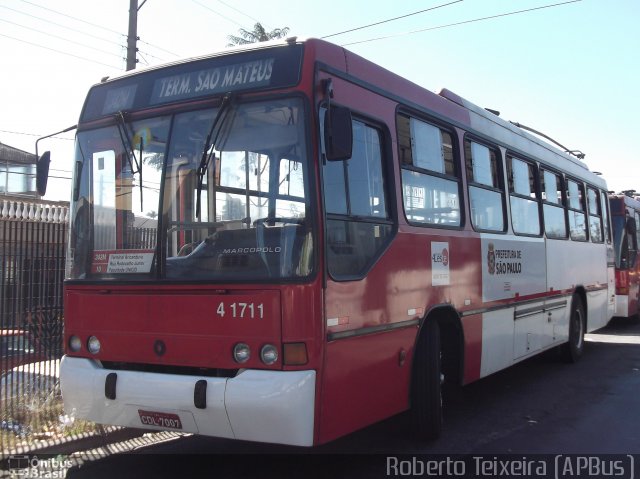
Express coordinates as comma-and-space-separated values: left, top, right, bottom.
1, 395, 101, 453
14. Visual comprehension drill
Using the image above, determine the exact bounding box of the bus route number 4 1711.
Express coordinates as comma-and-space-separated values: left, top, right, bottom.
217, 302, 264, 319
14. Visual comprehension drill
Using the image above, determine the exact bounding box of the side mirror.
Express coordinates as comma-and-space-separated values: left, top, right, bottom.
323, 106, 353, 161
36, 151, 51, 196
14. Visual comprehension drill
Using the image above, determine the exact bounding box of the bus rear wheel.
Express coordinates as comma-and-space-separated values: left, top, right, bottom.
561, 295, 585, 363
410, 319, 442, 441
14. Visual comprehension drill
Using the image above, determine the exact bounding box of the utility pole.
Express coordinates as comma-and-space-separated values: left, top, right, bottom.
126, 0, 147, 71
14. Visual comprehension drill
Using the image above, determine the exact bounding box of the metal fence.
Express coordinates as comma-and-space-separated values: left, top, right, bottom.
0, 199, 80, 456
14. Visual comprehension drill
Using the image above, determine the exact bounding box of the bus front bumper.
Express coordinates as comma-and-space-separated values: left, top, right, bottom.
60, 356, 316, 446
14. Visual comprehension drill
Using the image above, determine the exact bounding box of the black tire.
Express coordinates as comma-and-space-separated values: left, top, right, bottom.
561, 294, 585, 363
410, 319, 442, 441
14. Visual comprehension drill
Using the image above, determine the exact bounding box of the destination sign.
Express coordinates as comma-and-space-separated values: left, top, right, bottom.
81, 44, 303, 121
150, 58, 274, 104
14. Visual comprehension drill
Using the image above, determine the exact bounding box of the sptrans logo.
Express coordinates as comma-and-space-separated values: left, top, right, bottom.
432, 248, 449, 267
431, 242, 450, 286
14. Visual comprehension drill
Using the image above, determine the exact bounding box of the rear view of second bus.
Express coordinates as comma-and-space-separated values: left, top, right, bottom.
610, 194, 640, 319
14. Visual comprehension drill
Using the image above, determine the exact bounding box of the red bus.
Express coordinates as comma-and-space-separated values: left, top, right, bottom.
41, 38, 614, 446
609, 194, 640, 318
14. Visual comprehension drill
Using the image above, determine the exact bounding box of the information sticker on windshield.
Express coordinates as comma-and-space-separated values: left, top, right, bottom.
92, 250, 154, 274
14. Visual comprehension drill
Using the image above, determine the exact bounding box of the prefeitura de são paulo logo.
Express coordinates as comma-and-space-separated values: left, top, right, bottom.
487, 243, 496, 275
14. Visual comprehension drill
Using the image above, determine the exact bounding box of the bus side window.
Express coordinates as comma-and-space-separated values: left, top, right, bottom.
566, 178, 587, 241
507, 156, 540, 236
465, 139, 505, 232
587, 187, 603, 243
540, 169, 567, 239
627, 215, 638, 268
397, 114, 461, 227
601, 190, 611, 243
322, 117, 393, 278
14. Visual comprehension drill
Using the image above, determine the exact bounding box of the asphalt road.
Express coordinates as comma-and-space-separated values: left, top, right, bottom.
63, 317, 640, 478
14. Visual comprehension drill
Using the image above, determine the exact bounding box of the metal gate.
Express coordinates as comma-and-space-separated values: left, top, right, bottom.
0, 199, 71, 456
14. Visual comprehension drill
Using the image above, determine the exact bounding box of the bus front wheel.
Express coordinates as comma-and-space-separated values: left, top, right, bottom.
410, 319, 443, 441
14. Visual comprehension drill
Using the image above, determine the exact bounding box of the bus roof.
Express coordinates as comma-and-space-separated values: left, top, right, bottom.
86, 37, 606, 189
304, 38, 606, 189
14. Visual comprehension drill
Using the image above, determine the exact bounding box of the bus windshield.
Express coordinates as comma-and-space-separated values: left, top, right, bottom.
67, 97, 313, 281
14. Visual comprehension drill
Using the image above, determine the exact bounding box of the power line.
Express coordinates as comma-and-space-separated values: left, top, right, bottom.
190, 0, 245, 28
138, 39, 179, 58
137, 51, 151, 66
322, 0, 464, 39
341, 0, 583, 46
19, 0, 181, 60
0, 32, 121, 69
0, 18, 123, 59
18, 0, 123, 36
214, 0, 262, 26
0, 4, 123, 48
137, 48, 168, 63
0, 129, 75, 141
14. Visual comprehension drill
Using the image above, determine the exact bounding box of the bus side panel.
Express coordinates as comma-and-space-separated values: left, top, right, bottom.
547, 239, 611, 331
477, 309, 514, 379
462, 313, 483, 384
630, 272, 640, 316
318, 328, 416, 444
319, 231, 482, 442
280, 281, 325, 366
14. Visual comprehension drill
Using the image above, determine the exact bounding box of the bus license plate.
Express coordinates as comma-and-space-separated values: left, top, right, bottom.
138, 409, 183, 430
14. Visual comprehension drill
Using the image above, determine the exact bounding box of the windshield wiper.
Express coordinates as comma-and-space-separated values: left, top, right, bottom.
196, 94, 233, 219
115, 111, 144, 211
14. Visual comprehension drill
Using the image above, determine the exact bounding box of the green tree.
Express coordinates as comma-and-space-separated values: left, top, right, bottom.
227, 22, 290, 46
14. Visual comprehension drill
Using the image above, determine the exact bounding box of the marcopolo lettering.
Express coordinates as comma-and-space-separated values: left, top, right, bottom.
223, 246, 281, 254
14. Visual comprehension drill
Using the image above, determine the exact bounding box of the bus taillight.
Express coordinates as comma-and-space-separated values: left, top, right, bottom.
616, 270, 630, 295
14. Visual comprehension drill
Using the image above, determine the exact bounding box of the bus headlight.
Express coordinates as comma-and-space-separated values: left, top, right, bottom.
69, 335, 82, 352
233, 343, 251, 363
260, 344, 278, 365
87, 336, 101, 355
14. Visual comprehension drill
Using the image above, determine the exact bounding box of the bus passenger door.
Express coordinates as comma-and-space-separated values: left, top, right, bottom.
319, 107, 404, 443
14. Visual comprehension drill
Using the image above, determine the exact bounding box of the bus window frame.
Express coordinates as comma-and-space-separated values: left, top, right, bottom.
586, 185, 605, 244
506, 153, 543, 238
625, 213, 638, 269
71, 91, 321, 284
539, 166, 569, 240
463, 135, 507, 234
395, 110, 463, 230
320, 105, 397, 282
600, 188, 612, 244
565, 176, 589, 242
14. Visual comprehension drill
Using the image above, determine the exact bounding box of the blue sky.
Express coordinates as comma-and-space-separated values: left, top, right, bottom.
1, 0, 638, 200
